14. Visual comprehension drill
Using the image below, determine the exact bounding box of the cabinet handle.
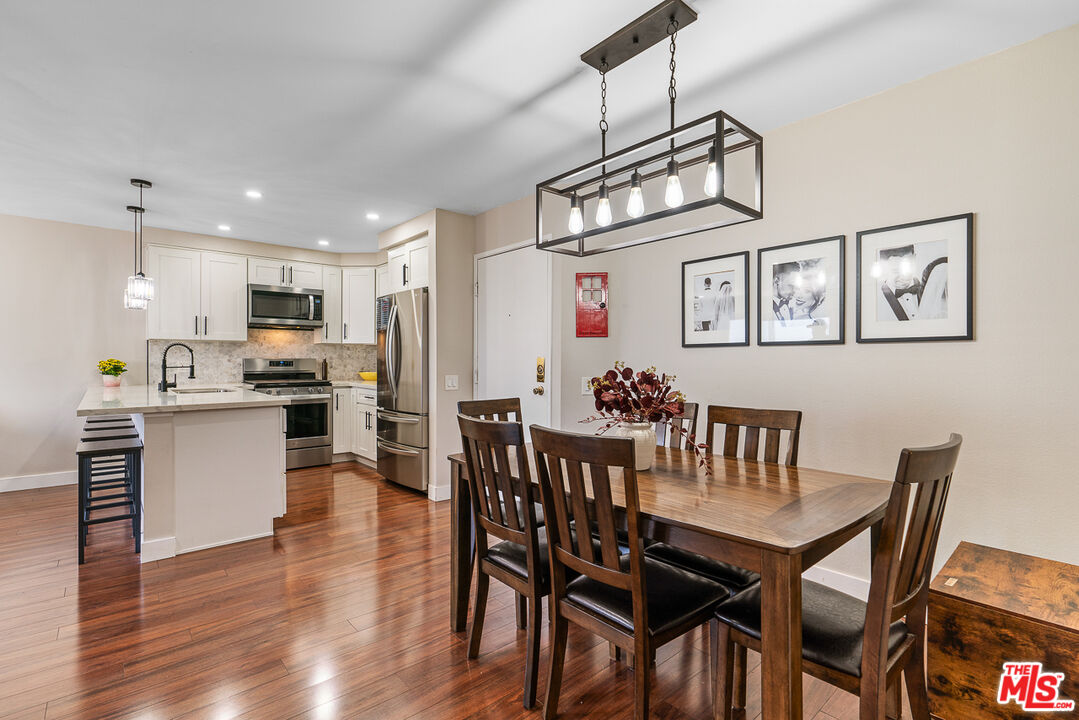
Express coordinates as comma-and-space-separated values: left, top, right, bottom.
281, 265, 285, 284
335, 394, 339, 411
194, 315, 199, 336
402, 263, 408, 287
204, 316, 208, 336
343, 323, 348, 340
289, 267, 293, 285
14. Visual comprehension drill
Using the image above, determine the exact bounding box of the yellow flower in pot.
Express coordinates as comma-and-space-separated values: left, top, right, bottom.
97, 358, 127, 388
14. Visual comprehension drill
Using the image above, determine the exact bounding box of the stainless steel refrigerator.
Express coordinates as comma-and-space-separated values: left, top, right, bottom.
376, 288, 429, 492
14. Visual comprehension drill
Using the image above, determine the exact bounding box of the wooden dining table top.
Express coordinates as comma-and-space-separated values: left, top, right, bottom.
447, 445, 893, 556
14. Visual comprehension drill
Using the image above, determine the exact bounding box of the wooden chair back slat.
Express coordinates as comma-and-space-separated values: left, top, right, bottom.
659, 401, 699, 449
862, 433, 962, 678
457, 414, 535, 549
530, 425, 641, 595
459, 397, 523, 423
706, 405, 804, 466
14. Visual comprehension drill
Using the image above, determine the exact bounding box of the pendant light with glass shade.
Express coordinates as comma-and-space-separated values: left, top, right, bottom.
123, 178, 154, 310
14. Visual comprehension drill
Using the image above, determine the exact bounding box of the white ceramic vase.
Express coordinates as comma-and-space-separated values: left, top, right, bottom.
102, 374, 121, 388
619, 422, 657, 472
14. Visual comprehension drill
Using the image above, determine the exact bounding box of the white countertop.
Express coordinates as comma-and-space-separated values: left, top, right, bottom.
77, 384, 292, 416
331, 380, 377, 389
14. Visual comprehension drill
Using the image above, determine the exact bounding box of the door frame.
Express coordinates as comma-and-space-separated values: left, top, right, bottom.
473, 240, 559, 428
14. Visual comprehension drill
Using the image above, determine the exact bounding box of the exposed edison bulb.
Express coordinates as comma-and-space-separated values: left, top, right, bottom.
626, 171, 644, 218
704, 146, 719, 198
664, 159, 684, 208
595, 184, 612, 227
568, 195, 584, 234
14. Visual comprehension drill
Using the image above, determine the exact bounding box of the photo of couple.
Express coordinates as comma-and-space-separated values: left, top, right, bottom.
692, 272, 736, 332
758, 236, 844, 345
771, 257, 827, 325
682, 251, 748, 347
872, 240, 948, 322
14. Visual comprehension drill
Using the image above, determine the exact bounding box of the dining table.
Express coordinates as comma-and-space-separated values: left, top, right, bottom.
447, 444, 893, 720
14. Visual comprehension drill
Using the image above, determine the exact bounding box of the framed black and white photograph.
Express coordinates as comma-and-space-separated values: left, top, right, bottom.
856, 213, 973, 343
681, 251, 749, 347
757, 236, 845, 345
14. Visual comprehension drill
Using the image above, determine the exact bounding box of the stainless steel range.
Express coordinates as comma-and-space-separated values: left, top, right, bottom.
242, 358, 332, 469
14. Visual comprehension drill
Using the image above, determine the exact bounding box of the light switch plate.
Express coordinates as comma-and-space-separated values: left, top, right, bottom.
581, 377, 592, 395
445, 374, 459, 390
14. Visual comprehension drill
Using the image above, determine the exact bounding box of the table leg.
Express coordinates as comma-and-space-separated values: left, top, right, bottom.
760, 550, 803, 720
450, 461, 474, 632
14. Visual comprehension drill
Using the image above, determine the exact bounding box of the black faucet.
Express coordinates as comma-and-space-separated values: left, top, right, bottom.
160, 342, 196, 392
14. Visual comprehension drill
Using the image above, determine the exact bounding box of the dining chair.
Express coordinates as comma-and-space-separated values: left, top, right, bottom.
656, 401, 699, 449
530, 425, 732, 720
457, 413, 547, 708
458, 397, 535, 630
710, 433, 962, 720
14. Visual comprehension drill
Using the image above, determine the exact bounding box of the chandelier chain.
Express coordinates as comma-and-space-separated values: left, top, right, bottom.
599, 60, 609, 162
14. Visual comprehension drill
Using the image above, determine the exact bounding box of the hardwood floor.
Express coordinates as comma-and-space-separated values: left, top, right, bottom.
0, 462, 907, 719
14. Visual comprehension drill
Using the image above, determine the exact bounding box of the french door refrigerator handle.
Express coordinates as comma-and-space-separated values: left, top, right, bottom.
386, 302, 400, 399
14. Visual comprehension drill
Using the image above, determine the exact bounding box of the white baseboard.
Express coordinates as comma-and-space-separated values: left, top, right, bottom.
803, 565, 871, 600
140, 536, 176, 563
0, 470, 77, 493
428, 483, 451, 502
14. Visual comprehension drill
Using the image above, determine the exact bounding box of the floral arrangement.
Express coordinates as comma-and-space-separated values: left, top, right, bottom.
97, 359, 127, 377
581, 361, 709, 470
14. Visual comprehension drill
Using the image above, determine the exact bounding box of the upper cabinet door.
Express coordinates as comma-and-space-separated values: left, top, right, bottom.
249, 257, 286, 286
317, 266, 343, 344
147, 245, 201, 340
288, 262, 323, 290
387, 248, 408, 294
200, 252, 248, 341
376, 264, 390, 299
342, 267, 376, 345
407, 241, 429, 289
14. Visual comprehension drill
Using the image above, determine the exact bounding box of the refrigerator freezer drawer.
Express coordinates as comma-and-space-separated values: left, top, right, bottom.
377, 409, 428, 448
377, 440, 428, 492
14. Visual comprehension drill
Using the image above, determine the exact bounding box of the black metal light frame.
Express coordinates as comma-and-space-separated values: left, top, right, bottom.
536, 110, 763, 257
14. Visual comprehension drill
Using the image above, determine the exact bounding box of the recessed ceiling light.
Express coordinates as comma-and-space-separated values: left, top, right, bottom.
366, 212, 379, 221
317, 239, 330, 246
218, 224, 231, 232
245, 190, 262, 199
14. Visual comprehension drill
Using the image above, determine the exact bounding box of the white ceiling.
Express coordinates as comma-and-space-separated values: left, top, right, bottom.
1, 0, 1076, 252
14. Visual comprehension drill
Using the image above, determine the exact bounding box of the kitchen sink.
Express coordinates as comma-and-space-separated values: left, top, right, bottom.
169, 387, 235, 394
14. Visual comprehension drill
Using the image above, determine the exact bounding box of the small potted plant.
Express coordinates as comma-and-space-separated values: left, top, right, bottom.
582, 361, 708, 472
97, 358, 127, 387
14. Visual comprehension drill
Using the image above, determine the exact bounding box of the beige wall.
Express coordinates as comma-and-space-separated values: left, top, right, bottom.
0, 215, 147, 485
472, 24, 1079, 584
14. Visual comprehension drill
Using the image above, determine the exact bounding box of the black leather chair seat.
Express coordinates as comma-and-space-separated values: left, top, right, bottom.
714, 580, 909, 677
484, 528, 598, 592
564, 556, 731, 638
644, 543, 759, 589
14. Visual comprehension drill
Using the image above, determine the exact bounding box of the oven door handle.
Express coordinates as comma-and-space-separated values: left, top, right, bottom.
378, 439, 420, 457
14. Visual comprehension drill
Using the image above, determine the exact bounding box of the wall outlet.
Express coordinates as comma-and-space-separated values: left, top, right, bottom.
445, 374, 459, 391
581, 376, 592, 395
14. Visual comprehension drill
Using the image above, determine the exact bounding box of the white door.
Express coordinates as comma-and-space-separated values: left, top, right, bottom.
407, 241, 429, 289
476, 245, 552, 427
200, 252, 248, 341
342, 267, 376, 344
146, 245, 201, 340
376, 264, 390, 299
387, 248, 407, 293
288, 262, 322, 290
317, 266, 343, 343
249, 257, 286, 286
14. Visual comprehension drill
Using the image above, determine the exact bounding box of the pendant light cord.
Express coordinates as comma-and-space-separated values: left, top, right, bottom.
137, 184, 143, 275
668, 17, 679, 152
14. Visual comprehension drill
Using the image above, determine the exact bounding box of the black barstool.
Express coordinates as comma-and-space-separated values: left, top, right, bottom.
76, 428, 142, 564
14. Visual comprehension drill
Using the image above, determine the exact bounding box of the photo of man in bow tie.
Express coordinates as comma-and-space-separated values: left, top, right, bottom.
874, 240, 949, 321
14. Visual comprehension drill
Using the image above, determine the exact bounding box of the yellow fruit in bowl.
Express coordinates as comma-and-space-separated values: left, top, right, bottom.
358, 371, 377, 381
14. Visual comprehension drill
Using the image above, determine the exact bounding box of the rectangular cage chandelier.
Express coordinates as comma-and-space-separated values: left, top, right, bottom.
536, 0, 763, 257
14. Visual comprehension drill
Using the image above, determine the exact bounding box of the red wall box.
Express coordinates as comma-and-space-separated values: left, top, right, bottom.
576, 272, 608, 337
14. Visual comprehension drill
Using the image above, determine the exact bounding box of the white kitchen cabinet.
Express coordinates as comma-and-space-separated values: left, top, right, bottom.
376, 263, 389, 299
316, 266, 342, 344
247, 258, 323, 289
146, 245, 201, 340
342, 267, 376, 344
332, 387, 351, 454
386, 236, 429, 293
199, 252, 248, 341
351, 389, 376, 461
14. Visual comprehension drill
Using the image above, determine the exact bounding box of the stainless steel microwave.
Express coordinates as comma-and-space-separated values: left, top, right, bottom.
247, 284, 324, 329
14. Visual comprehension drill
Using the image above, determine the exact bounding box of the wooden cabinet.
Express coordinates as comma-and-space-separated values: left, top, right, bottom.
376, 263, 389, 299
199, 252, 247, 341
342, 267, 376, 345
247, 258, 323, 289
386, 236, 429, 293
147, 246, 202, 340
332, 388, 351, 454
928, 542, 1079, 719
316, 266, 342, 344
351, 388, 376, 461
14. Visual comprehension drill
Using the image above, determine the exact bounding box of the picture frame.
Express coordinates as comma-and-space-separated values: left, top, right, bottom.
856, 213, 973, 343
757, 235, 845, 345
681, 251, 749, 347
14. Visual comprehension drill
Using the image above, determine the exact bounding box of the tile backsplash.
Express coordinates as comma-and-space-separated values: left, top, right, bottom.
147, 329, 376, 385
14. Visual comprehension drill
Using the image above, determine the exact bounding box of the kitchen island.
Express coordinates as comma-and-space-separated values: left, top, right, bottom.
77, 385, 291, 562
